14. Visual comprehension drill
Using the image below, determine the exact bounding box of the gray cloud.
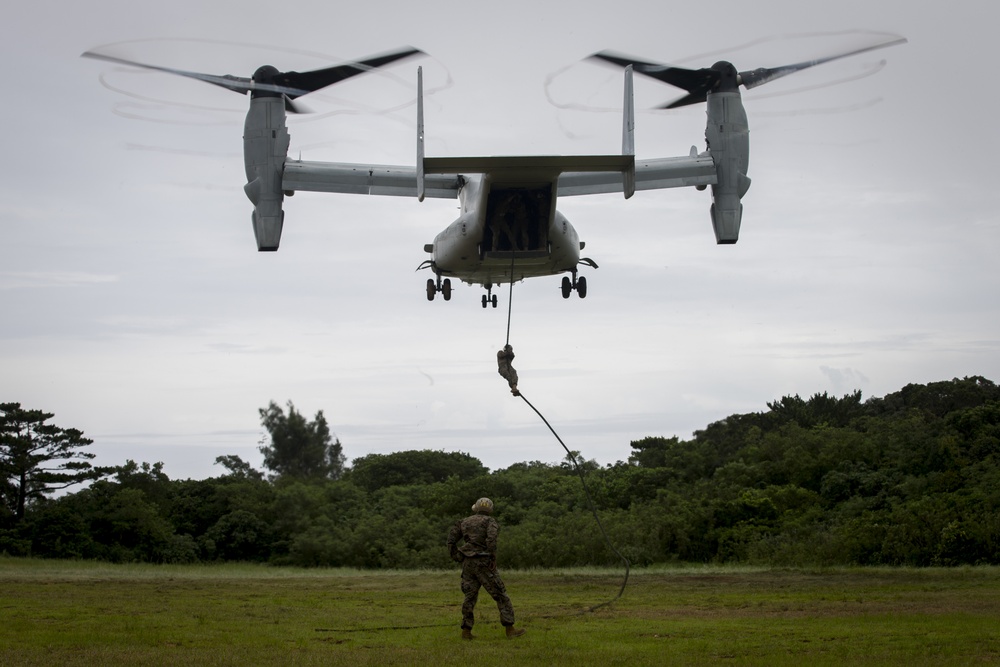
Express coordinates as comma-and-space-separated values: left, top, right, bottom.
2, 1, 998, 479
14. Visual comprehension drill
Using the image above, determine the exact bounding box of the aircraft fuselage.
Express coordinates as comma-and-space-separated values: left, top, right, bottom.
427, 173, 582, 287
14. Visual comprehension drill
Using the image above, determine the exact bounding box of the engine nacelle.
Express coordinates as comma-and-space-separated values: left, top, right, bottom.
705, 90, 751, 244
243, 97, 289, 251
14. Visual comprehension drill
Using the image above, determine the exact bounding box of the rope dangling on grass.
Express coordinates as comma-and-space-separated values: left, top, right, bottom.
517, 391, 631, 611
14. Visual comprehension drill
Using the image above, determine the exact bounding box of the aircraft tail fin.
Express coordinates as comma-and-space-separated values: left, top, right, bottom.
417, 66, 426, 202
622, 65, 635, 199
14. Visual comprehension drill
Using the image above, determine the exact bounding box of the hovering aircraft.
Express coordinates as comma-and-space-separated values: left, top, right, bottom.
82, 37, 905, 308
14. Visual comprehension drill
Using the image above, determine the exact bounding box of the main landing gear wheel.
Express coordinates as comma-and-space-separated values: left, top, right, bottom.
426, 276, 452, 302
560, 273, 588, 299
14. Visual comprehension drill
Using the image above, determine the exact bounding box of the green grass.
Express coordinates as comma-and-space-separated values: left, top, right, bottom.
1, 558, 998, 665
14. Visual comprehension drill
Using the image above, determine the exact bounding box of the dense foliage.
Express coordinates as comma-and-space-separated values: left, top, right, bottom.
2, 377, 998, 567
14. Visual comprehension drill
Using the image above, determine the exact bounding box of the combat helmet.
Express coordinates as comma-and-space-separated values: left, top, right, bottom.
471, 497, 494, 514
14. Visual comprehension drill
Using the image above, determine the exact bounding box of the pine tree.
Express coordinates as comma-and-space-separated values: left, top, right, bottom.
0, 403, 102, 521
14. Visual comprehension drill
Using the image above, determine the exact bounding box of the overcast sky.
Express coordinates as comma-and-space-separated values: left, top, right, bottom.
3, 1, 997, 480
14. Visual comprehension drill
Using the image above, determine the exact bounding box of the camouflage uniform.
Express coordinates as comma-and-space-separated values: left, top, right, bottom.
497, 345, 519, 395
447, 513, 516, 629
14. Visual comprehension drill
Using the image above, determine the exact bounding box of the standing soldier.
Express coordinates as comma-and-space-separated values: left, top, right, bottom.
446, 497, 526, 640
497, 345, 520, 396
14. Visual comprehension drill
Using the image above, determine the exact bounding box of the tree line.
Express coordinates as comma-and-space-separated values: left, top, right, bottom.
2, 378, 998, 567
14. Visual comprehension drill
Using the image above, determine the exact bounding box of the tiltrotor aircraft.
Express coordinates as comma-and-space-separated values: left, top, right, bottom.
83, 37, 904, 308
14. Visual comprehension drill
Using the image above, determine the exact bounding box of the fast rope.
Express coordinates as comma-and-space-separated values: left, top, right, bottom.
501, 278, 631, 612
505, 254, 515, 347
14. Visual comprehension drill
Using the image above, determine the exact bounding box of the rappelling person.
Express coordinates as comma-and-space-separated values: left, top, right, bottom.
497, 344, 520, 396
446, 497, 527, 640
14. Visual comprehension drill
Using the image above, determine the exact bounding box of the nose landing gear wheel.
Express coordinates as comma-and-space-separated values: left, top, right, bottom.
577, 275, 587, 299
482, 287, 499, 308
442, 278, 452, 301
561, 276, 572, 299
426, 278, 436, 301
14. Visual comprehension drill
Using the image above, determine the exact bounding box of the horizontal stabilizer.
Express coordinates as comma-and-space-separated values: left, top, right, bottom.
423, 154, 634, 176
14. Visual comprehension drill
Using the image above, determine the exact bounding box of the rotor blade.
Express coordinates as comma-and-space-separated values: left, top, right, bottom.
590, 50, 720, 109
590, 51, 718, 92
738, 36, 908, 89
275, 46, 425, 98
658, 92, 711, 109
283, 95, 311, 114
80, 50, 309, 97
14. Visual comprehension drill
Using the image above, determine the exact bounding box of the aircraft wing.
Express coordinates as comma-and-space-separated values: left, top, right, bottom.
283, 152, 716, 200
557, 154, 716, 196
282, 159, 462, 199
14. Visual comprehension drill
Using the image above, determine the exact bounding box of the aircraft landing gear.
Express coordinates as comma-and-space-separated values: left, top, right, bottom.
426, 276, 452, 301
560, 272, 587, 299
481, 285, 498, 309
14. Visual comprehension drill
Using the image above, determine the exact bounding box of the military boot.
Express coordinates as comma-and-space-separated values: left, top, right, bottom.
505, 625, 526, 639
461, 628, 474, 640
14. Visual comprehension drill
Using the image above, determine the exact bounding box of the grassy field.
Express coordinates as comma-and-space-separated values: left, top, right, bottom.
1, 558, 998, 665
